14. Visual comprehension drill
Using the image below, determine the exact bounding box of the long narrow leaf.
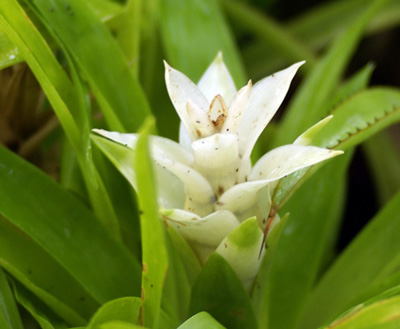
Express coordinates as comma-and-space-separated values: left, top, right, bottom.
190, 254, 257, 329
136, 119, 168, 327
31, 0, 151, 132
362, 131, 400, 205
317, 286, 400, 329
0, 146, 141, 305
0, 268, 23, 329
0, 217, 98, 324
11, 281, 68, 329
300, 190, 400, 328
273, 0, 388, 147
0, 0, 121, 235
221, 0, 317, 71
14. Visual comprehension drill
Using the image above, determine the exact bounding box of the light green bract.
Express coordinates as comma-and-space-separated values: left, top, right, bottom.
92, 53, 342, 287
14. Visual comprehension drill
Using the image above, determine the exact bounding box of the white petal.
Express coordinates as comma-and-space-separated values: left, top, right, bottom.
155, 163, 185, 209
197, 52, 237, 105
216, 145, 342, 219
93, 129, 194, 167
221, 80, 252, 134
186, 99, 216, 138
91, 131, 185, 209
192, 133, 241, 196
92, 129, 138, 148
164, 61, 209, 141
215, 180, 272, 221
155, 157, 215, 217
237, 62, 305, 159
161, 208, 240, 263
216, 217, 265, 291
179, 122, 193, 151
91, 132, 138, 190
294, 115, 333, 146
249, 144, 343, 181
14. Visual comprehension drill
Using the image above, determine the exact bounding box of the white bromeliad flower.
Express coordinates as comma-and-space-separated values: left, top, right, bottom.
92, 53, 342, 289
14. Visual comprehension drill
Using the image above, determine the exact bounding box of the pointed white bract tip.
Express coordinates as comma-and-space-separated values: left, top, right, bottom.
92, 128, 103, 135
332, 150, 344, 155
216, 51, 223, 60
291, 60, 306, 71
163, 60, 172, 71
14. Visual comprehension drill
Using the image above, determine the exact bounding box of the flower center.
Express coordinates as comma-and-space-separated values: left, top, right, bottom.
208, 94, 228, 130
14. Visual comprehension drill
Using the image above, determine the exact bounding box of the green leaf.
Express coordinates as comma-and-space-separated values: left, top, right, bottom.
0, 0, 121, 236
256, 153, 352, 329
88, 0, 124, 22
300, 190, 400, 328
177, 312, 226, 329
161, 231, 193, 326
0, 0, 123, 69
0, 217, 97, 325
135, 118, 168, 328
0, 268, 23, 329
94, 321, 147, 329
30, 0, 151, 132
11, 281, 68, 329
314, 88, 400, 150
325, 62, 375, 112
272, 87, 400, 211
0, 31, 22, 69
164, 225, 202, 286
0, 1, 80, 147
0, 146, 141, 305
243, 0, 400, 78
92, 149, 141, 259
288, 0, 400, 51
221, 0, 317, 71
87, 297, 141, 328
362, 131, 400, 205
273, 0, 387, 147
190, 253, 258, 329
160, 0, 246, 86
114, 0, 141, 77
318, 287, 400, 329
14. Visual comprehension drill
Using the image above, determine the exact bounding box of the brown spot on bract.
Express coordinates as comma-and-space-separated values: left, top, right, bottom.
196, 129, 202, 137
142, 263, 148, 274
218, 186, 224, 195
208, 94, 228, 129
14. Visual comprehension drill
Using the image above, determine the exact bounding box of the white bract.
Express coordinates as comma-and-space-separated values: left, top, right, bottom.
93, 53, 342, 288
